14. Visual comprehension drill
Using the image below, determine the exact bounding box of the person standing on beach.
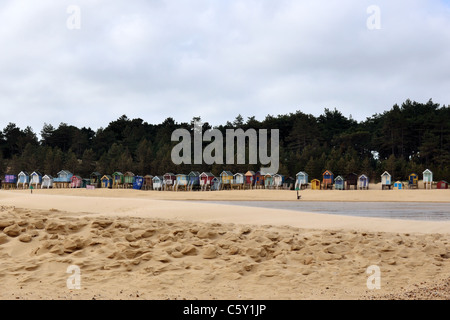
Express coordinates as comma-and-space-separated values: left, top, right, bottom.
30, 185, 33, 194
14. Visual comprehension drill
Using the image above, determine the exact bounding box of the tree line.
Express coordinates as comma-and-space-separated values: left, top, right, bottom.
0, 99, 449, 183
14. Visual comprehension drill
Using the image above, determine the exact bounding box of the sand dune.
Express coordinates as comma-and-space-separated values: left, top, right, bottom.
0, 189, 449, 300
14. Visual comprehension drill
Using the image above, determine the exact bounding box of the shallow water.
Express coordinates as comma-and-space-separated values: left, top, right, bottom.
202, 201, 450, 221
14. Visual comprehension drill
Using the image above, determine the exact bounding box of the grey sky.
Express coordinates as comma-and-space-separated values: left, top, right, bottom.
1, 0, 449, 133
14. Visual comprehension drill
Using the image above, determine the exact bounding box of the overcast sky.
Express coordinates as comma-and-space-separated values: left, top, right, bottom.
1, 0, 449, 133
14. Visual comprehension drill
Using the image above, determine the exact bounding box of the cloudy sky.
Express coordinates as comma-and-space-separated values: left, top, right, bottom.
1, 0, 449, 133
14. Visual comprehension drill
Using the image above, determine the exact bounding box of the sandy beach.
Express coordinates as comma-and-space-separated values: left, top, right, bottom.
0, 188, 449, 300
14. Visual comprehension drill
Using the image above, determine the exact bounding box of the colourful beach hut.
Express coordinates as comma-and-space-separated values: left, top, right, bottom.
143, 175, 153, 190
175, 174, 189, 191
322, 170, 334, 189
54, 170, 73, 188
188, 171, 200, 190
283, 176, 296, 190
311, 179, 321, 190
264, 173, 274, 189
244, 171, 256, 189
220, 171, 233, 190
210, 177, 220, 191
112, 172, 124, 188
152, 176, 164, 191
17, 171, 29, 189
273, 174, 284, 189
334, 175, 345, 190
232, 173, 245, 190
393, 181, 403, 190
70, 175, 82, 188
163, 173, 176, 191
422, 169, 433, 189
2, 174, 17, 189
346, 173, 358, 190
408, 173, 418, 189
254, 171, 265, 189
101, 175, 112, 189
41, 175, 53, 189
200, 172, 215, 191
295, 171, 308, 190
437, 181, 448, 189
124, 172, 135, 188
358, 174, 369, 190
30, 171, 42, 188
133, 176, 144, 190
90, 172, 102, 188
381, 171, 392, 190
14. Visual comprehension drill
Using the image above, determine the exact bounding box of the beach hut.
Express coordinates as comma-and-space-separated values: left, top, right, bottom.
273, 174, 284, 189
422, 169, 433, 189
124, 172, 135, 189
41, 175, 53, 189
133, 176, 144, 190
70, 175, 82, 188
408, 173, 418, 189
210, 177, 220, 191
54, 170, 73, 188
17, 171, 30, 189
101, 175, 112, 189
2, 174, 17, 189
264, 173, 274, 189
112, 172, 124, 189
200, 172, 215, 191
244, 171, 256, 189
311, 179, 321, 190
143, 175, 153, 190
254, 171, 265, 189
437, 181, 448, 189
188, 171, 200, 191
393, 181, 403, 190
381, 171, 392, 190
175, 174, 189, 191
334, 175, 345, 190
152, 176, 164, 191
358, 174, 369, 190
30, 171, 42, 188
232, 173, 245, 190
295, 172, 308, 190
90, 172, 102, 188
82, 179, 90, 188
283, 176, 296, 190
220, 171, 233, 190
163, 173, 176, 191
346, 173, 358, 190
322, 170, 334, 189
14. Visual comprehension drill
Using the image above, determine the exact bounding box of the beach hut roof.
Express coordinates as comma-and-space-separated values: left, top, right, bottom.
359, 174, 368, 179
73, 175, 82, 179
221, 171, 233, 176
381, 171, 391, 177
144, 174, 153, 178
323, 170, 333, 175
335, 175, 344, 180
188, 171, 200, 176
18, 171, 29, 176
200, 172, 214, 177
112, 171, 123, 176
57, 170, 72, 176
423, 169, 432, 174
124, 171, 135, 176
31, 171, 42, 176
101, 175, 112, 179
296, 171, 307, 176
234, 172, 244, 177
91, 171, 101, 176
153, 176, 163, 181
43, 174, 53, 179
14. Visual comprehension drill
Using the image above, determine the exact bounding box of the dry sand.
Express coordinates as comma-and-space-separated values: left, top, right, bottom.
0, 188, 449, 300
